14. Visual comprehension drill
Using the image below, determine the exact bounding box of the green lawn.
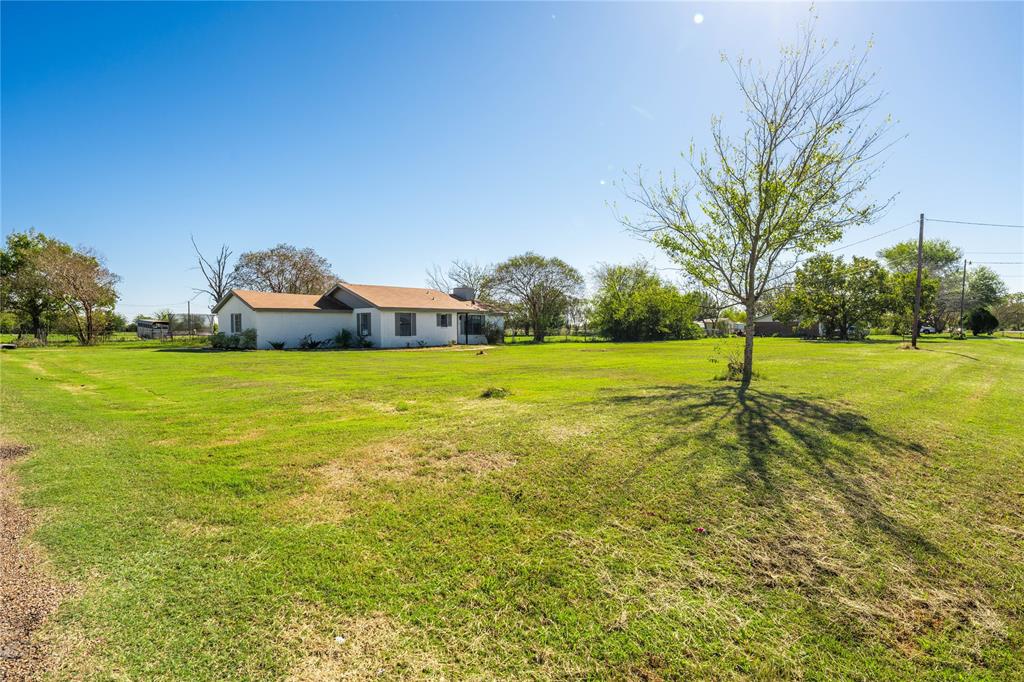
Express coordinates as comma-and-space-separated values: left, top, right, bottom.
2, 337, 1022, 680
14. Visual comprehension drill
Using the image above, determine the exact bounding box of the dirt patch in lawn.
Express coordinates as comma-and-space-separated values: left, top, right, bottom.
0, 442, 73, 681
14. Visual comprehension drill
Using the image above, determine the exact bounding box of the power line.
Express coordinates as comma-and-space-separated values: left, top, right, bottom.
825, 219, 919, 253
971, 261, 1023, 265
927, 218, 1024, 229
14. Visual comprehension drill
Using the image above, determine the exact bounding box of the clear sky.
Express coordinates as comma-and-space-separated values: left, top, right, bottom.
2, 1, 1022, 315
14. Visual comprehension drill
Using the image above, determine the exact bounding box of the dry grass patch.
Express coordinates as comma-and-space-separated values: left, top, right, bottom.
283, 608, 443, 681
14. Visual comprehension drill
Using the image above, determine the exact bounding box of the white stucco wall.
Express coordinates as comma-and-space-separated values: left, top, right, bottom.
254, 310, 354, 349
378, 310, 459, 348
215, 297, 252, 335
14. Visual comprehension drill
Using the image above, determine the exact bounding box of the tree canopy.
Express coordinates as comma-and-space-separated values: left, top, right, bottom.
591, 261, 700, 341
776, 255, 891, 339
231, 244, 338, 294
490, 253, 584, 342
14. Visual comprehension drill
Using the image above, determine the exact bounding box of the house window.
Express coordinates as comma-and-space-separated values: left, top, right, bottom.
230, 313, 242, 334
357, 312, 371, 337
395, 312, 416, 337
460, 314, 484, 336
436, 313, 451, 328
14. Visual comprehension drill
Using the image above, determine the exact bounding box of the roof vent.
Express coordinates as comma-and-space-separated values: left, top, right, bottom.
451, 286, 476, 301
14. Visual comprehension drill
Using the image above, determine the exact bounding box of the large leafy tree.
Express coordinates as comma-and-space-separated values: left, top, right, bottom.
775, 255, 889, 338
36, 241, 120, 345
0, 230, 62, 340
591, 261, 700, 341
878, 238, 963, 331
490, 253, 583, 342
231, 244, 338, 295
965, 266, 1008, 310
621, 19, 894, 383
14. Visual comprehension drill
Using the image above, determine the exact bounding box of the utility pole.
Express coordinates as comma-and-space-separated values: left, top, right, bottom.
187, 299, 192, 337
911, 213, 925, 348
957, 259, 968, 339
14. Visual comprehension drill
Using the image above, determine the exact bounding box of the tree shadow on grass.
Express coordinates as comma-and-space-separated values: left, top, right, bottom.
599, 384, 940, 559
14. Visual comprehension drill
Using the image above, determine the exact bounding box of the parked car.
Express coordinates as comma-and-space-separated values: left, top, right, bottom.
920, 325, 936, 334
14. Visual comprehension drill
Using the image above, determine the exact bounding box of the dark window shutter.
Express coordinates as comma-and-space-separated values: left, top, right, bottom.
395, 314, 401, 336
411, 313, 417, 336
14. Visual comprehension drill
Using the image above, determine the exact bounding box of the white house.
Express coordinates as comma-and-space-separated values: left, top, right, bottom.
211, 283, 505, 349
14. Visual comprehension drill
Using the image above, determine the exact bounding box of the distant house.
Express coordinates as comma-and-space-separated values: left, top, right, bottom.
211, 283, 505, 349
136, 318, 170, 339
753, 314, 823, 338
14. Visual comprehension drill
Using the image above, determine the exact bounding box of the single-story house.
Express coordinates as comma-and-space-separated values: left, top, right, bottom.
211, 283, 505, 349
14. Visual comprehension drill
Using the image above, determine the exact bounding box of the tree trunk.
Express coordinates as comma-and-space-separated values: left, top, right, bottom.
742, 299, 756, 385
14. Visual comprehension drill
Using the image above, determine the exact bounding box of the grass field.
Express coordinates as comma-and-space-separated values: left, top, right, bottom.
2, 337, 1022, 680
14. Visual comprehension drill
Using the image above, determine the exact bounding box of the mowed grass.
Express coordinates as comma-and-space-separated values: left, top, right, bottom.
1, 337, 1022, 680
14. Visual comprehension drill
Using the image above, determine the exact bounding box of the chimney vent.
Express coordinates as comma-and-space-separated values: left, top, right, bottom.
451, 286, 476, 301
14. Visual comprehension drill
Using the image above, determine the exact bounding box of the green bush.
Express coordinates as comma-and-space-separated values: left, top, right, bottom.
268, 341, 286, 350
334, 329, 353, 349
591, 261, 701, 341
677, 321, 705, 340
210, 329, 256, 350
298, 334, 325, 350
967, 307, 998, 336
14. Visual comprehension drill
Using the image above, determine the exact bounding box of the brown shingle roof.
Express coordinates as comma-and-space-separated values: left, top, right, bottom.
214, 289, 351, 312
338, 283, 497, 312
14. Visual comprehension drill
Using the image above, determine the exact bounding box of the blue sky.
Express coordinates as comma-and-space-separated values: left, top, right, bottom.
2, 1, 1021, 315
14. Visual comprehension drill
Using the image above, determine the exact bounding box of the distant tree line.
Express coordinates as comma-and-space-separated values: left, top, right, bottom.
764, 238, 1014, 338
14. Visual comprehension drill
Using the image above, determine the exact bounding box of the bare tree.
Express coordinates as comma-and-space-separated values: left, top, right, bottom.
191, 235, 236, 309
231, 244, 339, 294
620, 17, 896, 383
426, 259, 494, 300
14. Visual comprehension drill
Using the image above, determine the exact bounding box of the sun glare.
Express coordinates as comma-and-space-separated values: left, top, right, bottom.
693, 13, 704, 25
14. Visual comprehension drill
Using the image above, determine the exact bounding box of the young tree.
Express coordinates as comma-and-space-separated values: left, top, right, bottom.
490, 253, 584, 342
0, 230, 62, 341
191, 235, 236, 308
621, 19, 894, 382
591, 261, 700, 341
37, 242, 120, 345
231, 244, 338, 294
425, 260, 494, 300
